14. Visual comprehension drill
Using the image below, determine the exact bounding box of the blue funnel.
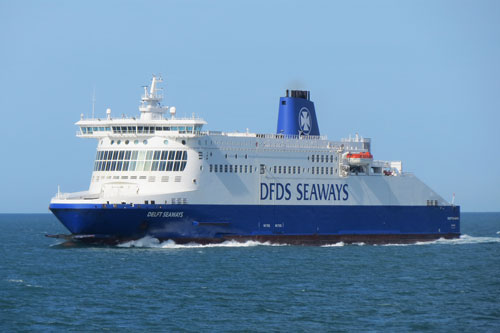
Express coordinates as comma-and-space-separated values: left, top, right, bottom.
276, 90, 320, 136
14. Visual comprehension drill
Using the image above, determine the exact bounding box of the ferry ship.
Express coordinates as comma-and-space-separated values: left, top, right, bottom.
48, 75, 460, 244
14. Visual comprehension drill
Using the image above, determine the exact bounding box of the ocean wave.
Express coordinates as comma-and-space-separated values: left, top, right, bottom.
117, 236, 287, 249
6, 279, 41, 288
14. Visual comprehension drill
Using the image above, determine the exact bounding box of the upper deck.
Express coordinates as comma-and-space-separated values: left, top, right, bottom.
76, 76, 401, 178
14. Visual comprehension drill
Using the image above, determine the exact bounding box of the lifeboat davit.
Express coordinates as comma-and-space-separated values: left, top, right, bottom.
345, 152, 373, 165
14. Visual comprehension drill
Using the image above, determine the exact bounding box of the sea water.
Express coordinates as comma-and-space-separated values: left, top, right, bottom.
1, 213, 499, 332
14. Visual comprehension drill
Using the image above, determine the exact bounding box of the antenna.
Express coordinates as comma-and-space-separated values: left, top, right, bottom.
92, 86, 96, 119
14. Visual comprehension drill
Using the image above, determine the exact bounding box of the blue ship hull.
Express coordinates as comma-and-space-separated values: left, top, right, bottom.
49, 203, 461, 245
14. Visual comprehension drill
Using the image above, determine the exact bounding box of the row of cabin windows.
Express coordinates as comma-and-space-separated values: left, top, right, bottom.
273, 166, 301, 174
96, 150, 187, 162
94, 160, 187, 172
310, 154, 336, 163
311, 167, 337, 175
208, 164, 254, 174
271, 166, 336, 175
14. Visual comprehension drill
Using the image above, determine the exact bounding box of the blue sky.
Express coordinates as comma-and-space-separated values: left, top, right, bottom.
1, 0, 499, 212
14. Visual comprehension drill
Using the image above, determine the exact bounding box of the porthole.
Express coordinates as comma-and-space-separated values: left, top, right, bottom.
181, 140, 186, 145
134, 140, 139, 144
225, 154, 228, 158
143, 140, 148, 145
235, 154, 238, 159
117, 140, 121, 145
245, 154, 248, 159
164, 139, 169, 145
111, 140, 114, 145
125, 140, 129, 145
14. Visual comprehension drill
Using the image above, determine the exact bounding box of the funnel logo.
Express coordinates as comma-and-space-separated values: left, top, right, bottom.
298, 107, 311, 135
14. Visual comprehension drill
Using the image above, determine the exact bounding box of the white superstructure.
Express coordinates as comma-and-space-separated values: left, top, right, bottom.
52, 76, 446, 208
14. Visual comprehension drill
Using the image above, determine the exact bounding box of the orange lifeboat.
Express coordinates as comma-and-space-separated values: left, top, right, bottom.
345, 152, 373, 165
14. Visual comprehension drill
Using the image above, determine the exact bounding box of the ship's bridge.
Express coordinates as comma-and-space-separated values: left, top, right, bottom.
76, 75, 207, 138
76, 116, 207, 137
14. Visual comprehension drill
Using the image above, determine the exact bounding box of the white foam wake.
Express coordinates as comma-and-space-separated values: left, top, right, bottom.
418, 234, 500, 245
117, 236, 286, 248
116, 234, 500, 248
382, 234, 500, 247
321, 242, 345, 247
321, 242, 367, 247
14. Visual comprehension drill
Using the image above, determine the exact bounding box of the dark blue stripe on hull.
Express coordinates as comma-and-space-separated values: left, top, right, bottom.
49, 204, 460, 244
